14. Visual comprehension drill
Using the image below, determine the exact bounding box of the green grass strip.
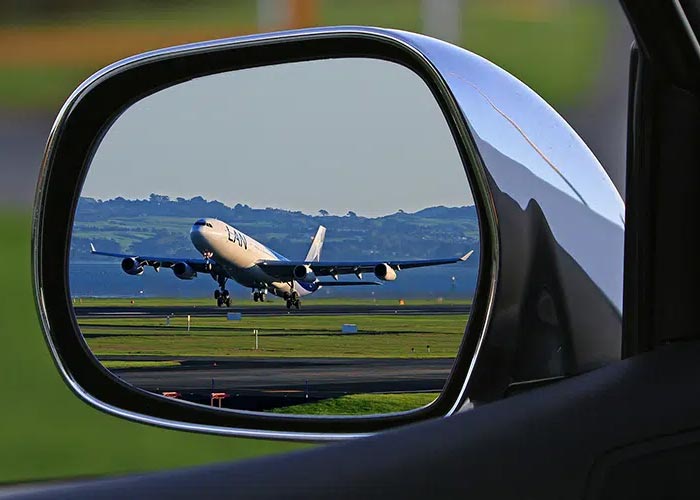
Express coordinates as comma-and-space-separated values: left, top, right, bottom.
270, 392, 439, 416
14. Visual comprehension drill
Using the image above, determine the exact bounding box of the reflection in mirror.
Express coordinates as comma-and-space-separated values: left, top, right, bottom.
70, 58, 480, 417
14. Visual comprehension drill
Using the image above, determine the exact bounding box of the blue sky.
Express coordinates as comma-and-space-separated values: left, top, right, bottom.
82, 57, 474, 217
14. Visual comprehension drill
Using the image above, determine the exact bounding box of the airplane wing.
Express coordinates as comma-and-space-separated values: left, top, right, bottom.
89, 243, 215, 273
257, 250, 474, 281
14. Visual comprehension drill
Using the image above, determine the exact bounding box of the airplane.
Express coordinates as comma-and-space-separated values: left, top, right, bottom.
90, 218, 474, 309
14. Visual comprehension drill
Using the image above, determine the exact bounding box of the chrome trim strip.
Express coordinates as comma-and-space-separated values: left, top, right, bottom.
673, 0, 700, 62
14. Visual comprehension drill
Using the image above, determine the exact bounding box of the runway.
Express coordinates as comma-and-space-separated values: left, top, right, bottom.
76, 303, 470, 318
103, 355, 455, 411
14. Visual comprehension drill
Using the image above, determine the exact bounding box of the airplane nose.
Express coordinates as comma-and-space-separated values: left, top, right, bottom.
190, 220, 210, 248
190, 219, 223, 251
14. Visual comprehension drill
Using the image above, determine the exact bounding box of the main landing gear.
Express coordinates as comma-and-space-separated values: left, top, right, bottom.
214, 275, 231, 307
214, 289, 231, 307
285, 291, 300, 310
252, 289, 267, 302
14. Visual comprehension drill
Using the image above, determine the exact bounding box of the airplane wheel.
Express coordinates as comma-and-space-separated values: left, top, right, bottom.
225, 298, 232, 307
216, 297, 224, 307
214, 290, 221, 299
286, 300, 292, 309
253, 292, 259, 302
222, 289, 230, 299
294, 301, 300, 310
260, 294, 265, 302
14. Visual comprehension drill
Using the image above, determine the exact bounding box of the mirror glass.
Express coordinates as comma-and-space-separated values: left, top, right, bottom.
70, 57, 480, 417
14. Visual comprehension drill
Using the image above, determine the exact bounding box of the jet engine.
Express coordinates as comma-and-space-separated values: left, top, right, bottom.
293, 264, 317, 283
172, 262, 197, 280
374, 263, 397, 281
121, 257, 144, 276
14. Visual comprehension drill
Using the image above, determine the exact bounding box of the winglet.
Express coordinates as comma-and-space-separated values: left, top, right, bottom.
90, 243, 96, 254
459, 250, 474, 262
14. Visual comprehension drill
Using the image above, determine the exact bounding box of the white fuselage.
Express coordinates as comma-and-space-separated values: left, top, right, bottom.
189, 218, 315, 298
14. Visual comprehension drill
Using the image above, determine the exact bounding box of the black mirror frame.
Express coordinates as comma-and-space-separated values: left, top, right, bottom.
32, 29, 498, 440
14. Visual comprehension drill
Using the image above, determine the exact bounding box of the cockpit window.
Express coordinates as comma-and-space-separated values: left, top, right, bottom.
194, 220, 206, 226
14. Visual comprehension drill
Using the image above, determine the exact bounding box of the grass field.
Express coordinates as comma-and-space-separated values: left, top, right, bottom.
271, 392, 439, 416
101, 360, 182, 370
79, 314, 467, 359
0, 0, 607, 109
0, 210, 305, 484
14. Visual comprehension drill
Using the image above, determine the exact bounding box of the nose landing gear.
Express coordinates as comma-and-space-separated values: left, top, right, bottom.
202, 251, 214, 273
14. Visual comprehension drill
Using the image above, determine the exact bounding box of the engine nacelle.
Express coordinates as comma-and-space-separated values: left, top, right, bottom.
121, 257, 144, 276
374, 263, 397, 281
172, 262, 197, 280
293, 264, 317, 283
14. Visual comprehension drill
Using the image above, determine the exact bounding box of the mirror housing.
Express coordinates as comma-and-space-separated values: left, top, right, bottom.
33, 27, 623, 440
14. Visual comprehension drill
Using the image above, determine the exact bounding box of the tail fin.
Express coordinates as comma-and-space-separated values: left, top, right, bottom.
305, 225, 326, 262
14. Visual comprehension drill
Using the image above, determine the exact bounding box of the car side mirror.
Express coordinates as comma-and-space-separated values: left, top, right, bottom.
33, 27, 624, 440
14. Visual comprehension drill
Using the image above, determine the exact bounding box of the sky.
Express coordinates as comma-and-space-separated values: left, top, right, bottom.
83, 57, 474, 217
